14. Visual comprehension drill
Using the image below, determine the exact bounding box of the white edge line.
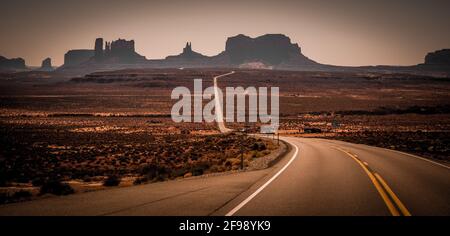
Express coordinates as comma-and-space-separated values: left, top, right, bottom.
380, 147, 450, 170
225, 140, 299, 216
327, 139, 449, 170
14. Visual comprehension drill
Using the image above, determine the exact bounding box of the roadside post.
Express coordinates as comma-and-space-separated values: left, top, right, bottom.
240, 145, 244, 170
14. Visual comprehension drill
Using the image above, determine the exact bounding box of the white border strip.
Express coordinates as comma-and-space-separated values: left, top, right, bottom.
225, 140, 299, 216
324, 139, 449, 170
380, 147, 450, 170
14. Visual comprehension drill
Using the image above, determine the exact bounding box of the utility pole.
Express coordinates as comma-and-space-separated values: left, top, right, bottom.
240, 134, 244, 170
240, 146, 244, 170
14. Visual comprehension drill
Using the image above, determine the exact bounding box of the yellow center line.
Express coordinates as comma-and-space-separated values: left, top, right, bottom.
332, 147, 410, 216
374, 173, 412, 216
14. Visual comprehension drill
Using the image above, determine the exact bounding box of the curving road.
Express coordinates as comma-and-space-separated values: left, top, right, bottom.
0, 71, 448, 216
219, 137, 450, 216
0, 137, 448, 216
214, 71, 450, 216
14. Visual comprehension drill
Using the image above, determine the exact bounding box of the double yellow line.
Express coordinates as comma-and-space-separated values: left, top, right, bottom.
334, 147, 411, 216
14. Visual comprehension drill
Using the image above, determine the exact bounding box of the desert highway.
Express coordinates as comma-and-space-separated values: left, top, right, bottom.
0, 137, 448, 216
0, 72, 449, 216
222, 137, 450, 216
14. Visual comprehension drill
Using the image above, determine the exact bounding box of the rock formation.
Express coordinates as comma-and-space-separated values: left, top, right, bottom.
59, 38, 146, 75
54, 34, 450, 76
224, 34, 316, 66
64, 49, 94, 66
424, 49, 450, 65
0, 55, 26, 70
97, 38, 146, 63
59, 34, 328, 75
183, 42, 192, 54
105, 41, 111, 54
94, 38, 104, 59
166, 42, 208, 60
39, 57, 53, 71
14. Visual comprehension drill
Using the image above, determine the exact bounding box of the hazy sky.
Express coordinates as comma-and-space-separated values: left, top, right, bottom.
1, 0, 449, 66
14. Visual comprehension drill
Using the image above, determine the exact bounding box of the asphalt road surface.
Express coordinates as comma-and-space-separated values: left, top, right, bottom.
222, 137, 450, 216
0, 137, 448, 216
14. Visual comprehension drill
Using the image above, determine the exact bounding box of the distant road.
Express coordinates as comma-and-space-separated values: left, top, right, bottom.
213, 71, 234, 133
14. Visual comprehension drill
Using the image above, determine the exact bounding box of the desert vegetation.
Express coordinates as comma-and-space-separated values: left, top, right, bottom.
0, 117, 275, 186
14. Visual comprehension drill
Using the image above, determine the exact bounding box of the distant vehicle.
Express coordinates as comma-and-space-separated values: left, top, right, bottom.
303, 127, 322, 133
